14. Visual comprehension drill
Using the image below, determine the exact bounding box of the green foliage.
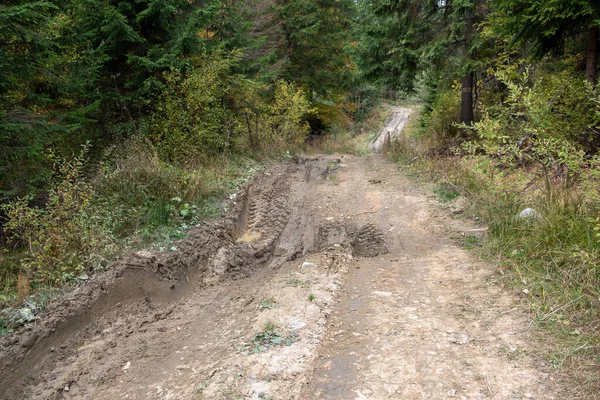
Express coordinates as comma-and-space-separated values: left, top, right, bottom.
263, 81, 313, 148
237, 322, 298, 355
492, 0, 598, 56
421, 86, 462, 145
277, 0, 355, 97
258, 297, 279, 310
353, 0, 434, 92
150, 55, 242, 160
434, 184, 461, 203
1, 145, 115, 286
150, 54, 313, 159
464, 66, 600, 202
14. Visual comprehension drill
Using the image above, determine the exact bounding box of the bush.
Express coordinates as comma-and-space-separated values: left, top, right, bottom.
420, 85, 461, 146
149, 53, 313, 160
95, 139, 223, 238
1, 145, 115, 289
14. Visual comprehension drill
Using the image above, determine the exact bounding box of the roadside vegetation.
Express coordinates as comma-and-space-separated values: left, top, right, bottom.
368, 0, 600, 393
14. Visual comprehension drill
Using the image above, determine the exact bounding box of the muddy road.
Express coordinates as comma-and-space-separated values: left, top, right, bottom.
1, 144, 563, 398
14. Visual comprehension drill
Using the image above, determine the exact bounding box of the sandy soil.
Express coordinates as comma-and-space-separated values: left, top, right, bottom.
0, 119, 565, 399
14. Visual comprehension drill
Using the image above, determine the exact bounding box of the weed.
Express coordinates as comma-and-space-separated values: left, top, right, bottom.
258, 297, 279, 310
463, 236, 480, 249
308, 294, 316, 302
236, 322, 298, 355
434, 184, 460, 202
285, 273, 307, 288
262, 320, 277, 332
498, 346, 527, 361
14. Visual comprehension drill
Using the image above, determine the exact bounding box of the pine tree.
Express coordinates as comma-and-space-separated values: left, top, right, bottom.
0, 1, 60, 201
493, 0, 600, 83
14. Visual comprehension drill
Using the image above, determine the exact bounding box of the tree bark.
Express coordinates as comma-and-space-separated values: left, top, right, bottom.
586, 25, 598, 84
460, 72, 474, 127
460, 7, 474, 128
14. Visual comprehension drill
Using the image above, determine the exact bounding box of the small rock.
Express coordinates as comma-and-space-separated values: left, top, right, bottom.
373, 291, 392, 297
122, 361, 131, 371
518, 208, 541, 220
449, 334, 470, 345
355, 391, 369, 400
447, 389, 457, 397
301, 262, 317, 269
17, 308, 36, 322
523, 289, 530, 295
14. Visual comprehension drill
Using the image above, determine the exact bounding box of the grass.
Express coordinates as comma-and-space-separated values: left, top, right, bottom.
285, 273, 307, 288
386, 104, 600, 397
434, 183, 460, 202
0, 138, 266, 333
463, 235, 480, 249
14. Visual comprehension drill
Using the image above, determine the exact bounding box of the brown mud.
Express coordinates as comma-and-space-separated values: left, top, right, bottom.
0, 147, 569, 398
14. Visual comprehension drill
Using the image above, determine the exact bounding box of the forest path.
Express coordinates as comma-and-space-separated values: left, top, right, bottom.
369, 106, 411, 152
1, 115, 561, 399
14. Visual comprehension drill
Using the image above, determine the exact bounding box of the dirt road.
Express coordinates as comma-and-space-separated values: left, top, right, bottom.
370, 107, 411, 152
1, 134, 562, 398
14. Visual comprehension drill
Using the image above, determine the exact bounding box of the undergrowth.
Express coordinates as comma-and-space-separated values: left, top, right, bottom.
387, 102, 600, 396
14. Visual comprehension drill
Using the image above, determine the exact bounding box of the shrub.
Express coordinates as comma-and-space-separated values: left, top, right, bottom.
262, 80, 313, 148
149, 55, 241, 162
149, 53, 313, 160
421, 85, 461, 146
1, 145, 115, 288
94, 138, 222, 238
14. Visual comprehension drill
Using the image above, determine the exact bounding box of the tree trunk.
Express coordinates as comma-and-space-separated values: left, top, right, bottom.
460, 7, 474, 128
460, 72, 474, 127
586, 25, 598, 84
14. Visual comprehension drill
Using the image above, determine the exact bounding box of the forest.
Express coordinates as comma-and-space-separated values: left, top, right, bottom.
1, 0, 599, 379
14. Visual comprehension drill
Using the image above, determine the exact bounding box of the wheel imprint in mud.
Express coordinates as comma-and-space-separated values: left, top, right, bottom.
352, 223, 387, 257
